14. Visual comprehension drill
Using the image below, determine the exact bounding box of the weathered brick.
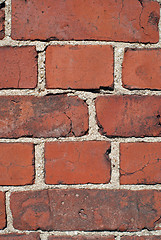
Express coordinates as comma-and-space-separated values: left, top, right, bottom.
0, 143, 34, 186
12, 0, 160, 43
45, 141, 111, 184
95, 95, 161, 137
121, 236, 161, 240
120, 142, 161, 185
10, 189, 161, 231
46, 45, 113, 89
123, 49, 161, 90
0, 192, 6, 229
0, 95, 88, 138
0, 47, 37, 89
49, 236, 114, 240
0, 233, 40, 240
0, 4, 5, 40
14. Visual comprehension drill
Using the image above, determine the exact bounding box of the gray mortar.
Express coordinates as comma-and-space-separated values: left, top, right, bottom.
0, 0, 161, 239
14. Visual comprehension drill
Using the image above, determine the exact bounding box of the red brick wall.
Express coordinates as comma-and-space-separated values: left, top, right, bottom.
0, 0, 160, 239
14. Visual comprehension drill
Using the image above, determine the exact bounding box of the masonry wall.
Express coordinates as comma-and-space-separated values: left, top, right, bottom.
0, 0, 161, 239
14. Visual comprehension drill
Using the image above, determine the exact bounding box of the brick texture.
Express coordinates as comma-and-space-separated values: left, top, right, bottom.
0, 192, 6, 229
95, 95, 161, 137
123, 49, 161, 90
0, 95, 88, 138
0, 46, 37, 89
49, 236, 114, 240
10, 189, 161, 231
11, 0, 160, 42
120, 142, 161, 185
45, 141, 111, 184
1, 0, 161, 238
0, 143, 34, 186
46, 45, 113, 89
0, 5, 4, 40
0, 233, 40, 240
121, 237, 161, 240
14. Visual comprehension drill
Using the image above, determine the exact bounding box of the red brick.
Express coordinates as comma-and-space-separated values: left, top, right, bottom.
0, 5, 5, 40
95, 95, 161, 137
11, 0, 159, 43
49, 236, 114, 240
121, 236, 161, 240
0, 143, 34, 186
0, 233, 40, 240
10, 189, 161, 231
0, 95, 88, 138
46, 45, 113, 89
0, 192, 6, 229
120, 142, 161, 185
0, 47, 37, 89
123, 49, 161, 90
45, 141, 111, 184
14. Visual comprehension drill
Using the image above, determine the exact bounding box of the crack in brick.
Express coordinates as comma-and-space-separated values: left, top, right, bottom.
120, 160, 150, 176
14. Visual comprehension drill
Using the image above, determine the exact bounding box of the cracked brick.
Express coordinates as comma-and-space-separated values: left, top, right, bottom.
11, 0, 160, 42
120, 142, 161, 185
0, 95, 89, 138
10, 189, 161, 231
0, 143, 35, 186
45, 141, 111, 184
95, 95, 161, 137
46, 45, 114, 89
0, 47, 37, 89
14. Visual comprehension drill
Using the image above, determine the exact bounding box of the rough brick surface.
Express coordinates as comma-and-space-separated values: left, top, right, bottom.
0, 192, 6, 229
123, 49, 161, 90
0, 233, 40, 240
121, 237, 161, 240
120, 142, 161, 185
0, 47, 37, 89
95, 95, 161, 137
11, 0, 160, 42
49, 236, 114, 240
0, 95, 88, 138
2, 0, 161, 237
45, 141, 111, 184
0, 143, 34, 186
46, 45, 113, 89
0, 5, 4, 40
10, 189, 161, 231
